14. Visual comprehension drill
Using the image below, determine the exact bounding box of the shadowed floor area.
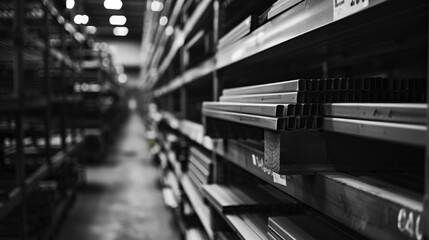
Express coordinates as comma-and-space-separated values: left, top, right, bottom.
56, 112, 180, 240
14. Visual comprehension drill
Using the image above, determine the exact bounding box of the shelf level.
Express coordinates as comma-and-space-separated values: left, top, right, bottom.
216, 0, 391, 69
220, 139, 423, 240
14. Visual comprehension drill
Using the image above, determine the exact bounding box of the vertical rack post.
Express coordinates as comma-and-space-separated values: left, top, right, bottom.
71, 40, 78, 144
60, 25, 67, 151
212, 0, 220, 101
14, 0, 27, 238
43, 2, 52, 167
78, 42, 84, 137
179, 12, 187, 119
210, 0, 226, 185
424, 7, 429, 237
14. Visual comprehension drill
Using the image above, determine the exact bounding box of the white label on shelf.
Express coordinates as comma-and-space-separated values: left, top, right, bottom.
273, 173, 287, 186
252, 154, 257, 166
333, 0, 369, 21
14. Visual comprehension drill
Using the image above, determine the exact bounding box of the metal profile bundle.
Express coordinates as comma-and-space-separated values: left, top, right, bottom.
186, 227, 209, 240
204, 79, 427, 146
218, 16, 260, 50
202, 184, 301, 214
219, 78, 426, 104
203, 102, 322, 117
215, 231, 240, 240
181, 174, 214, 239
266, 0, 304, 20
268, 215, 365, 240
224, 213, 269, 240
218, 139, 424, 240
187, 146, 213, 195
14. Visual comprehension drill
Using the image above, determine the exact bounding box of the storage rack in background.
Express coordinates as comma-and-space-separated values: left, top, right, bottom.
0, 0, 118, 239
142, 0, 429, 240
76, 43, 129, 162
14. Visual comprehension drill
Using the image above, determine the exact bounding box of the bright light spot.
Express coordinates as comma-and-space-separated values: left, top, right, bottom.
159, 16, 168, 26
104, 0, 122, 10
113, 27, 128, 36
151, 0, 163, 12
88, 84, 101, 92
74, 83, 80, 92
74, 15, 82, 24
85, 26, 97, 34
74, 14, 89, 24
118, 73, 127, 83
81, 83, 89, 92
109, 15, 127, 25
81, 15, 89, 24
66, 0, 75, 9
165, 26, 173, 36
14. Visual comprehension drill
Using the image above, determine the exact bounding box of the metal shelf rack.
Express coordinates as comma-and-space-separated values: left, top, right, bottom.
141, 0, 429, 240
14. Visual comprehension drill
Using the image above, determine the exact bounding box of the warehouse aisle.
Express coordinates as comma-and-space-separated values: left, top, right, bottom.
57, 112, 180, 240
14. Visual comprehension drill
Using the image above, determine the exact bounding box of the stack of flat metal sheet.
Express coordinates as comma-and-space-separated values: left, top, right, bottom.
219, 78, 426, 104
186, 227, 209, 240
225, 213, 269, 240
215, 231, 240, 240
202, 184, 300, 214
187, 146, 213, 194
218, 15, 260, 50
322, 103, 427, 146
268, 216, 365, 240
266, 0, 304, 20
203, 102, 323, 131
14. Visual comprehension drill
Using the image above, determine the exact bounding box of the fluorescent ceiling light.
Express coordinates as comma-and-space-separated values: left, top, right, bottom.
81, 15, 89, 24
74, 14, 89, 24
66, 0, 75, 9
151, 0, 164, 12
159, 16, 168, 26
113, 27, 129, 36
109, 15, 127, 25
104, 0, 122, 10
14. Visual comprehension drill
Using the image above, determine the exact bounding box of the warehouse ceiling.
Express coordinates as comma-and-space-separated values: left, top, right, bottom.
83, 0, 146, 39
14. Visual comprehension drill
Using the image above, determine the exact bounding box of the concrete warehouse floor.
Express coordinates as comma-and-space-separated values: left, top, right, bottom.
57, 112, 180, 240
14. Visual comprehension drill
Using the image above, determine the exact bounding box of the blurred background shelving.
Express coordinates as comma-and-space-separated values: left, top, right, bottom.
0, 0, 128, 238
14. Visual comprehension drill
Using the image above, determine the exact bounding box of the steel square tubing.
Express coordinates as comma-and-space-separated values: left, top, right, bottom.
203, 109, 283, 130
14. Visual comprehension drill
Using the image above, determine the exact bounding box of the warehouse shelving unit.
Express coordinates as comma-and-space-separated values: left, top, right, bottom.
0, 0, 113, 239
75, 44, 128, 162
142, 0, 429, 240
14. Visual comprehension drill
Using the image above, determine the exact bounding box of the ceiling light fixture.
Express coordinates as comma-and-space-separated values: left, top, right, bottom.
74, 14, 89, 24
109, 15, 127, 25
66, 0, 75, 9
159, 16, 168, 26
104, 0, 123, 10
151, 0, 164, 12
113, 27, 129, 36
